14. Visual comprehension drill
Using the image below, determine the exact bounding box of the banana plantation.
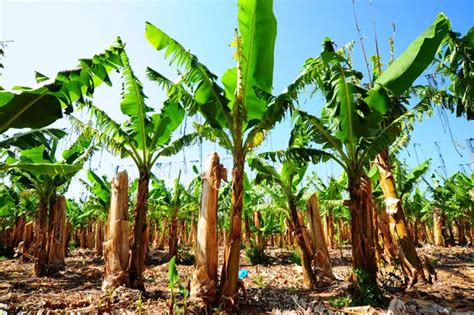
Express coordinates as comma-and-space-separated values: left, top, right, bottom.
0, 0, 473, 313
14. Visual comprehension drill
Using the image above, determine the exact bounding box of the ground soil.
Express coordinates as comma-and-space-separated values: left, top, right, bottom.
0, 245, 473, 314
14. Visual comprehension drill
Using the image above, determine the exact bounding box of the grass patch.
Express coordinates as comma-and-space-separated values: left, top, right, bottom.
329, 296, 352, 308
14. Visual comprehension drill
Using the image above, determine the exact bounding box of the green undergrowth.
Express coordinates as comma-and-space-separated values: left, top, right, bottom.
245, 242, 270, 265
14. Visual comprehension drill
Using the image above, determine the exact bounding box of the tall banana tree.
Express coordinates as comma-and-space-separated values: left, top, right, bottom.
144, 0, 310, 304
0, 40, 123, 134
73, 44, 197, 290
5, 129, 93, 275
430, 172, 473, 245
405, 188, 432, 229
369, 13, 451, 285
281, 14, 451, 296
0, 180, 38, 256
248, 154, 320, 287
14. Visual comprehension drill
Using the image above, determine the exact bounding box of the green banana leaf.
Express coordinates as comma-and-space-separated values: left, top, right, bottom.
0, 162, 82, 176
0, 39, 123, 133
374, 13, 451, 96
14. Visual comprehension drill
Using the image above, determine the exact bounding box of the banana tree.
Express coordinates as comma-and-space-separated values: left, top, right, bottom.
0, 39, 123, 134
368, 13, 451, 285
405, 188, 433, 243
243, 184, 269, 255
282, 43, 424, 301
144, 0, 310, 303
0, 180, 39, 258
282, 13, 451, 295
430, 172, 473, 246
444, 172, 473, 245
0, 182, 21, 255
5, 129, 93, 275
73, 44, 197, 289
148, 172, 188, 258
249, 153, 330, 287
80, 170, 111, 217
79, 169, 112, 255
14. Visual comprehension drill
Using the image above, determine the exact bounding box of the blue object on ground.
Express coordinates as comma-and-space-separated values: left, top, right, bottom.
238, 269, 249, 280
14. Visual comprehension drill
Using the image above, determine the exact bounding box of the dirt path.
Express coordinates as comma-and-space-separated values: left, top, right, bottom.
0, 245, 473, 313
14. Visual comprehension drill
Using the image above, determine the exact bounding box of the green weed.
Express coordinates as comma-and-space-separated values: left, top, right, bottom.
351, 268, 388, 307
253, 274, 265, 288
329, 295, 352, 308
290, 249, 301, 265
245, 242, 268, 265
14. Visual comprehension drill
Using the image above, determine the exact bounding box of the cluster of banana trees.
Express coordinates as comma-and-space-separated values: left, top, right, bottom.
0, 0, 472, 311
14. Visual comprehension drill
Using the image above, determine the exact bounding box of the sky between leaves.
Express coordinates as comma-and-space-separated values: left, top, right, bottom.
1, 0, 473, 200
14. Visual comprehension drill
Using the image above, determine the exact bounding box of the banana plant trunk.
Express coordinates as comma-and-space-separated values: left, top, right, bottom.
181, 221, 188, 246
289, 201, 316, 288
188, 216, 197, 248
379, 209, 398, 259
95, 221, 103, 256
129, 170, 150, 290
158, 219, 167, 250
447, 224, 456, 246
326, 214, 336, 249
244, 212, 252, 247
152, 221, 161, 249
297, 210, 314, 260
433, 208, 445, 246
306, 194, 335, 280
87, 224, 95, 249
466, 223, 473, 245
7, 215, 26, 255
47, 196, 67, 272
254, 211, 264, 255
169, 209, 178, 258
64, 222, 71, 257
34, 200, 50, 276
220, 149, 244, 307
348, 173, 378, 287
456, 220, 466, 245
190, 152, 226, 308
20, 221, 34, 261
414, 218, 420, 246
103, 171, 130, 290
375, 150, 426, 284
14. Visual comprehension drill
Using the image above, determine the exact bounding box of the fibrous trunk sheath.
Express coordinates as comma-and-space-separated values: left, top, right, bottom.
190, 152, 226, 308
169, 210, 178, 258
34, 201, 49, 276
375, 150, 426, 284
433, 208, 446, 246
289, 203, 315, 288
20, 221, 34, 261
129, 170, 150, 290
220, 151, 244, 307
348, 173, 378, 285
306, 194, 335, 280
95, 221, 103, 256
47, 196, 67, 272
254, 211, 264, 254
103, 171, 130, 290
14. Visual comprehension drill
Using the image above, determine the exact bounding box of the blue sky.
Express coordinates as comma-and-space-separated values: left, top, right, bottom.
1, 0, 473, 198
